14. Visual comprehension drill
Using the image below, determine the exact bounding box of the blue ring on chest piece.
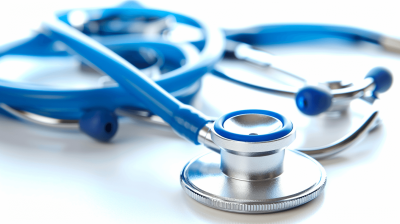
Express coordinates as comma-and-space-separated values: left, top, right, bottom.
214, 109, 293, 142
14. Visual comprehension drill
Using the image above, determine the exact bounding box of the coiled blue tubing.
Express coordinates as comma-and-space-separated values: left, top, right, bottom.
0, 8, 225, 124
40, 9, 225, 144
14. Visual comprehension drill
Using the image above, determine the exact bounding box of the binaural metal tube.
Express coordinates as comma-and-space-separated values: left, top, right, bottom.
295, 109, 379, 159
217, 42, 377, 101
0, 103, 79, 129
331, 78, 375, 99
233, 42, 307, 83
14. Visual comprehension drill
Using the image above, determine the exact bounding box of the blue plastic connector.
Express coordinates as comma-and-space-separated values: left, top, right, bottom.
365, 67, 393, 93
79, 109, 118, 142
295, 86, 332, 116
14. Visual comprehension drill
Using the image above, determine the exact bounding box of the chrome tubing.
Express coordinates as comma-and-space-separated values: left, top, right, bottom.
0, 103, 79, 129
295, 108, 379, 159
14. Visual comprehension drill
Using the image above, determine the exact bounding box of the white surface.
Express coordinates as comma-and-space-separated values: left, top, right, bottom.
0, 1, 400, 223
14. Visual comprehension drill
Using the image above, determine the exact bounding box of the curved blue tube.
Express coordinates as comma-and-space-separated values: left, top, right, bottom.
0, 34, 68, 57
0, 7, 224, 121
225, 24, 381, 46
0, 39, 198, 119
41, 17, 224, 144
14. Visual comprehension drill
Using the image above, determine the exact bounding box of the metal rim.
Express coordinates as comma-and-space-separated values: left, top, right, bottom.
180, 150, 326, 214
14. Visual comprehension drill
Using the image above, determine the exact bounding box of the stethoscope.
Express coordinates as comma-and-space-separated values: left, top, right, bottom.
0, 2, 396, 213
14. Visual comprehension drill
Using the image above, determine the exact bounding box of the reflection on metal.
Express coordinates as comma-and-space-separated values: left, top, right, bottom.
197, 122, 220, 153
223, 114, 282, 136
380, 36, 400, 53
181, 112, 326, 213
180, 150, 326, 213
296, 108, 379, 159
0, 103, 79, 129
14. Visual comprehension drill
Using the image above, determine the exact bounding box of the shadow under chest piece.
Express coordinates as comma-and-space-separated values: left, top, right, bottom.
180, 110, 326, 213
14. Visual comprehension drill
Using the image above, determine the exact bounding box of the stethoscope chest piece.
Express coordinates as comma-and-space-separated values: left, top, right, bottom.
180, 110, 326, 213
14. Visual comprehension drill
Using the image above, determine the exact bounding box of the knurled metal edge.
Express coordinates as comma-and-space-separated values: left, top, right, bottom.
181, 177, 326, 213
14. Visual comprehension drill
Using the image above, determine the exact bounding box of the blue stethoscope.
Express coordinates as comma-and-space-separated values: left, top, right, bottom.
0, 2, 395, 213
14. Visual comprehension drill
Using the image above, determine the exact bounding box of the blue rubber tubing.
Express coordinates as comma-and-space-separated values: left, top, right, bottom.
0, 8, 225, 123
41, 8, 225, 144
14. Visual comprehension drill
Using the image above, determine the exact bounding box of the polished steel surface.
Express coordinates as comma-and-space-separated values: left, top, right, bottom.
223, 114, 282, 136
0, 103, 79, 129
220, 148, 285, 180
183, 112, 326, 213
181, 150, 326, 213
331, 77, 375, 99
197, 122, 220, 153
323, 80, 352, 90
210, 113, 295, 183
211, 127, 296, 155
324, 78, 375, 113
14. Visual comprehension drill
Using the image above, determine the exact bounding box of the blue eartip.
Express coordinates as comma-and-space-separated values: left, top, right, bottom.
365, 67, 393, 93
295, 86, 332, 116
79, 109, 118, 142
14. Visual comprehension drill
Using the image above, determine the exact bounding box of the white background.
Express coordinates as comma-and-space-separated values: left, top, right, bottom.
0, 1, 399, 223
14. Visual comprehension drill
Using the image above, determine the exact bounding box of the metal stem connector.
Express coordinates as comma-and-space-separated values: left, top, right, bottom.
380, 36, 400, 54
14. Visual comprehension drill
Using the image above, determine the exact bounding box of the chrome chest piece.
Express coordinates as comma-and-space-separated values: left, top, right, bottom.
181, 110, 326, 213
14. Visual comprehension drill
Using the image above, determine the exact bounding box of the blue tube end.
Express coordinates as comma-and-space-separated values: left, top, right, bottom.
295, 86, 332, 116
79, 109, 118, 142
365, 67, 393, 93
